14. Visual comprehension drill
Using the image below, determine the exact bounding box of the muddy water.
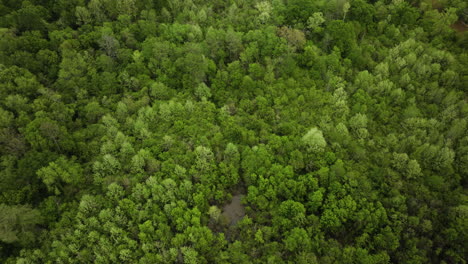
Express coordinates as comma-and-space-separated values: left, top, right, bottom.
451, 20, 467, 33
222, 194, 245, 226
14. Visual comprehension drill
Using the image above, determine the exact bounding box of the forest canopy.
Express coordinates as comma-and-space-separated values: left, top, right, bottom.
0, 0, 467, 263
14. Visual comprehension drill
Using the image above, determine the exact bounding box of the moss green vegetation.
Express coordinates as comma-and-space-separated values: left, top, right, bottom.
0, 0, 467, 263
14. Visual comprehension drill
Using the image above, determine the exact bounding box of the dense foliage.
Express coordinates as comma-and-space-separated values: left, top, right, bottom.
0, 0, 467, 263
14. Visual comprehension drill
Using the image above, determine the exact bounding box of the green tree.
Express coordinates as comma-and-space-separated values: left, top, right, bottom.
302, 127, 327, 153
0, 204, 42, 246
37, 156, 84, 195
